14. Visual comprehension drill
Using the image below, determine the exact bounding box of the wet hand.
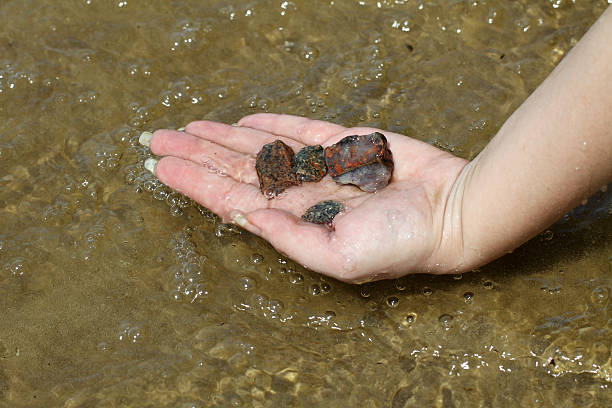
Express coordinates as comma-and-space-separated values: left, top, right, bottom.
142, 114, 468, 283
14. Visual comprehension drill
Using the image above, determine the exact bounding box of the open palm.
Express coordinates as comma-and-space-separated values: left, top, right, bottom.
148, 114, 468, 283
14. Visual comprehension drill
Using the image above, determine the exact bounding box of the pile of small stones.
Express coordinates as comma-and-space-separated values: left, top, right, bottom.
255, 132, 394, 224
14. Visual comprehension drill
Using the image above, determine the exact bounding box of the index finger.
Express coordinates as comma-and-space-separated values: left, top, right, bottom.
237, 113, 347, 146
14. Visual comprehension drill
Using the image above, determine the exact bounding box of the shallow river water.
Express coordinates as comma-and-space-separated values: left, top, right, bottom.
1, 0, 611, 406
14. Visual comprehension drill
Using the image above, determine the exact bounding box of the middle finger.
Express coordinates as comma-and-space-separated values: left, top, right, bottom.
184, 120, 305, 154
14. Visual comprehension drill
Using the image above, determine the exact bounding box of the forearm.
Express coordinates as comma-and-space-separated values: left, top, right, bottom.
459, 6, 612, 270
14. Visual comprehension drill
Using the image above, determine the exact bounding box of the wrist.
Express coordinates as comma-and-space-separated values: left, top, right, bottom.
428, 157, 483, 274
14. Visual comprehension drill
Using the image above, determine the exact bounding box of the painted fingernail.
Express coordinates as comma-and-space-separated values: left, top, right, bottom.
144, 157, 158, 174
177, 127, 185, 132
139, 131, 153, 147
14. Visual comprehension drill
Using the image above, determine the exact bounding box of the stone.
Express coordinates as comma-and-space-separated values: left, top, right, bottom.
255, 140, 299, 198
324, 132, 394, 192
301, 200, 344, 224
332, 162, 393, 193
294, 145, 327, 182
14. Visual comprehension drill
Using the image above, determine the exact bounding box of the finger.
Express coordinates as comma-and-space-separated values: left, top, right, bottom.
184, 120, 304, 154
237, 113, 346, 146
150, 129, 259, 184
154, 156, 268, 220
244, 208, 348, 279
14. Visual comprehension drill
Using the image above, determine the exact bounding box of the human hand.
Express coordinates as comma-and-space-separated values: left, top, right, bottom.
143, 114, 469, 283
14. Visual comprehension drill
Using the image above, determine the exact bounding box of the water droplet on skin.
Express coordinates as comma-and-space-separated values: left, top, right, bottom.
542, 230, 554, 241
360, 286, 371, 298
386, 296, 399, 308
483, 281, 494, 289
310, 284, 321, 296
464, 292, 474, 302
423, 287, 432, 296
453, 273, 462, 280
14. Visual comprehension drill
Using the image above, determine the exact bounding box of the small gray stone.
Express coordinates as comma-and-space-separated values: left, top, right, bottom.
301, 200, 344, 224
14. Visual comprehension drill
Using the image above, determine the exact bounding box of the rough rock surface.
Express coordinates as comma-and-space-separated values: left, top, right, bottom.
255, 140, 299, 198
324, 132, 394, 192
295, 145, 327, 182
301, 200, 344, 224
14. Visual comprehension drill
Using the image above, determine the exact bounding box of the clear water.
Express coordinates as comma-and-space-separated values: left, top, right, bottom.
0, 0, 610, 406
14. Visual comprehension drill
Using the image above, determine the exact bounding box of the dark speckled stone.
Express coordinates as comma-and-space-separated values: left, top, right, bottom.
324, 132, 394, 192
295, 145, 327, 182
255, 140, 299, 198
301, 200, 344, 224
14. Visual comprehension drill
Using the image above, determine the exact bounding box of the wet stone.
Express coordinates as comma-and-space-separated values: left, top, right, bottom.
324, 132, 394, 192
294, 145, 327, 182
301, 200, 344, 224
255, 140, 299, 198
332, 162, 393, 193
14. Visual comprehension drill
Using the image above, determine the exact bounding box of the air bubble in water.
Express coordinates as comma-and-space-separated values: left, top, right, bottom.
404, 313, 417, 325
386, 296, 399, 308
591, 286, 608, 304
250, 253, 264, 264
325, 310, 336, 319
439, 314, 453, 331
289, 272, 304, 284
239, 276, 256, 291
320, 281, 331, 293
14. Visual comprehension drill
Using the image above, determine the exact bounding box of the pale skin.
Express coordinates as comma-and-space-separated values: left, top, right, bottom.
142, 6, 612, 283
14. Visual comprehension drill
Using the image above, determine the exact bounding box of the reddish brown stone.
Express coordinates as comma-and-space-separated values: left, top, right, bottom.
324, 132, 394, 192
255, 140, 299, 198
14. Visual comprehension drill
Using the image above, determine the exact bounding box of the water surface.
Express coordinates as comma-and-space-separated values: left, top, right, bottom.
0, 0, 610, 406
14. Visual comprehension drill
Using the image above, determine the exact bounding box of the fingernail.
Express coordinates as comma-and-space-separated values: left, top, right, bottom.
144, 157, 158, 174
139, 131, 153, 147
231, 211, 248, 227
231, 122, 239, 127
177, 127, 185, 132
231, 211, 261, 234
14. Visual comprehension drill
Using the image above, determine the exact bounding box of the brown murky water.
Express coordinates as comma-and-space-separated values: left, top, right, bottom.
1, 0, 611, 406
